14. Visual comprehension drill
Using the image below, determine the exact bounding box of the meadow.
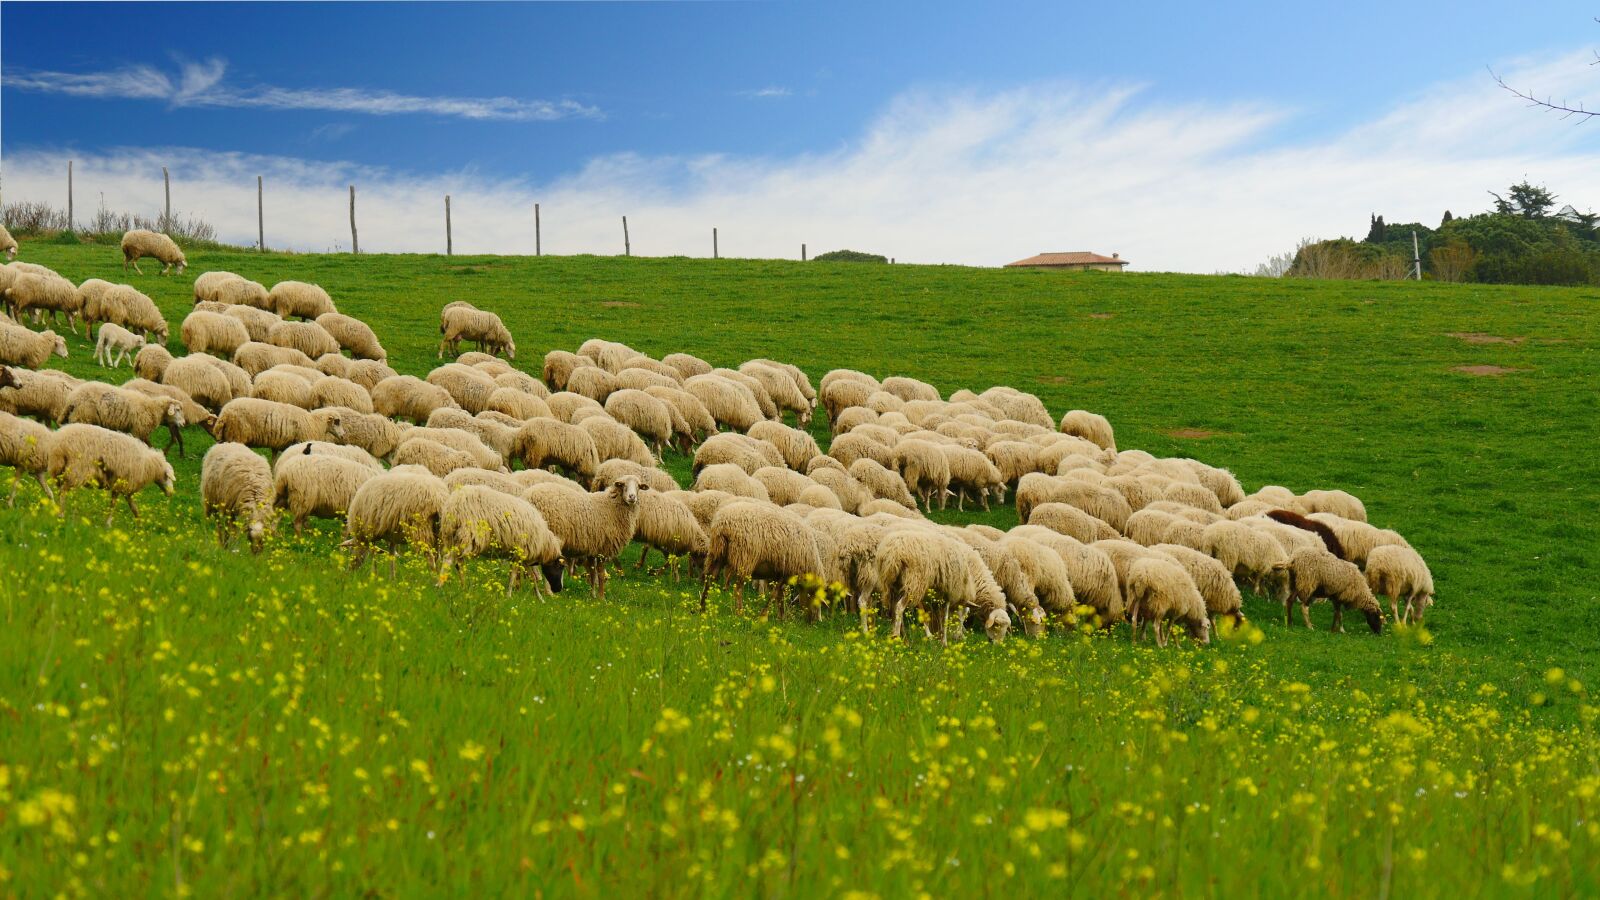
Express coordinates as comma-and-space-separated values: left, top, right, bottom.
1, 240, 1597, 896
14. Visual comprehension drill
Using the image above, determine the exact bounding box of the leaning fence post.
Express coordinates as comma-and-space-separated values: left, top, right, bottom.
67, 161, 74, 231
445, 195, 453, 256
535, 203, 541, 256
349, 185, 359, 254
257, 176, 265, 251
622, 216, 630, 256
162, 166, 171, 230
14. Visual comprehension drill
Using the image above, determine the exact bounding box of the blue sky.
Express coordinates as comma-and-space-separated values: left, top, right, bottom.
4, 1, 1599, 268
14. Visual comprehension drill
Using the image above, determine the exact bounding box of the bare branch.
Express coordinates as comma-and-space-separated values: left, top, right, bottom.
1491, 67, 1597, 120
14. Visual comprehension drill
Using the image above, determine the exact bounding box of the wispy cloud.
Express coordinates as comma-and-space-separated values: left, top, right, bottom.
4, 50, 1597, 269
738, 86, 792, 99
307, 122, 357, 143
3, 58, 601, 122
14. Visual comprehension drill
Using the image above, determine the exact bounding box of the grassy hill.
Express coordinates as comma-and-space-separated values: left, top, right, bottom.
3, 242, 1598, 895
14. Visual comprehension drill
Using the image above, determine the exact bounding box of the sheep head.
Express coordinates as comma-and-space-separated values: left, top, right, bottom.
608, 474, 644, 506
541, 561, 565, 593
174, 254, 188, 274
164, 400, 186, 428
0, 366, 15, 390
984, 608, 1012, 643
1186, 615, 1212, 645
1365, 610, 1384, 634
48, 332, 68, 358
1022, 604, 1046, 639
157, 459, 176, 496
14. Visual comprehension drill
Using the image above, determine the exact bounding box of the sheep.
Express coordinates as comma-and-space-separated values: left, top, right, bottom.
605, 389, 673, 452
1198, 519, 1290, 596
1011, 526, 1125, 624
614, 366, 679, 393
270, 446, 379, 535
251, 369, 317, 409
805, 455, 846, 476
1249, 485, 1298, 507
1058, 410, 1116, 451
941, 444, 1005, 511
632, 489, 710, 577
871, 529, 973, 641
193, 271, 243, 304
0, 225, 15, 260
978, 387, 1054, 429
1125, 508, 1183, 547
341, 467, 451, 573
669, 488, 737, 531
523, 474, 646, 602
546, 391, 604, 424
310, 376, 374, 414
1365, 545, 1435, 625
699, 501, 825, 616
514, 418, 599, 480
266, 320, 340, 361
274, 441, 382, 475
7, 272, 82, 334
857, 498, 920, 519
371, 375, 460, 424
492, 368, 549, 397
892, 438, 952, 510
1265, 508, 1346, 559
0, 367, 79, 423
693, 463, 771, 501
832, 405, 879, 436
1226, 498, 1274, 520
820, 380, 874, 425
1151, 543, 1244, 625
847, 458, 917, 509
134, 343, 173, 381
233, 341, 315, 377
162, 354, 240, 411
564, 365, 617, 403
345, 359, 398, 391
439, 306, 515, 359
0, 410, 54, 505
175, 310, 249, 358
437, 485, 565, 595
425, 408, 519, 460
1015, 473, 1132, 530
204, 275, 273, 310
1297, 488, 1368, 522
542, 350, 594, 390
200, 442, 275, 551
392, 437, 479, 478
1284, 546, 1384, 633
685, 374, 763, 431
949, 530, 1043, 638
694, 432, 778, 475
866, 391, 905, 415
880, 376, 940, 403
120, 230, 187, 275
90, 322, 144, 369
0, 322, 68, 369
745, 416, 819, 470
1241, 515, 1326, 558
592, 458, 677, 494
417, 363, 494, 415
396, 426, 503, 470
269, 282, 336, 320
1029, 502, 1120, 544
313, 312, 385, 360
580, 415, 655, 466
804, 510, 890, 623
576, 339, 640, 373
1181, 461, 1246, 508
807, 466, 870, 514
739, 361, 812, 425
121, 379, 215, 450
998, 534, 1078, 617
1124, 557, 1210, 647
46, 422, 175, 522
1306, 512, 1410, 567
747, 357, 815, 406
661, 352, 713, 380
214, 398, 343, 457
62, 382, 185, 453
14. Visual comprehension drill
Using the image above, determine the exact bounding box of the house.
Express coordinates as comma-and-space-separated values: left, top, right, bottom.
1004, 251, 1129, 272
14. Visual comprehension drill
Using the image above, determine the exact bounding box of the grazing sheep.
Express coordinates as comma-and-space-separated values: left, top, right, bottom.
1124, 557, 1210, 647
1265, 508, 1346, 559
565, 365, 617, 403
1015, 473, 1133, 530
0, 225, 16, 260
1365, 545, 1434, 625
699, 501, 825, 615
269, 282, 336, 320
857, 498, 920, 519
179, 310, 251, 358
685, 373, 763, 431
214, 397, 343, 457
0, 322, 68, 369
950, 530, 1043, 638
214, 277, 272, 310
1226, 498, 1273, 520
162, 354, 239, 411
342, 467, 451, 572
614, 366, 680, 393
266, 320, 340, 361
1298, 488, 1368, 522
881, 376, 940, 403
0, 410, 54, 505
1284, 546, 1383, 633
425, 408, 519, 460
1249, 485, 1298, 507
1125, 508, 1184, 547
93, 322, 145, 368
391, 437, 477, 478
515, 418, 600, 480
233, 341, 315, 377
632, 489, 710, 577
542, 349, 594, 391
1029, 502, 1120, 544
892, 438, 952, 510
345, 359, 398, 391
941, 444, 1005, 511
422, 363, 497, 414
524, 474, 646, 601
120, 379, 215, 450
866, 391, 905, 414
134, 343, 173, 381
847, 458, 917, 509
46, 423, 175, 523
0, 367, 79, 423
310, 376, 373, 414
661, 352, 712, 380
251, 369, 317, 409
805, 455, 846, 476
314, 312, 385, 360
1198, 519, 1290, 596
219, 306, 281, 347
872, 529, 972, 641
592, 457, 677, 494
443, 467, 527, 498
200, 442, 275, 551
998, 534, 1077, 618
546, 391, 604, 424
832, 405, 879, 436
371, 375, 460, 424
439, 306, 515, 359
62, 382, 185, 452
193, 271, 244, 304
437, 485, 565, 595
1151, 543, 1244, 625
274, 441, 382, 475
807, 466, 870, 514
492, 368, 549, 397
693, 463, 771, 501
739, 361, 812, 425
1011, 526, 1125, 624
1306, 512, 1410, 567
820, 380, 874, 425
486, 387, 551, 420
1058, 410, 1116, 451
741, 420, 816, 471
120, 230, 187, 275
580, 415, 654, 466
272, 446, 379, 535
605, 389, 673, 451
397, 426, 503, 470
752, 465, 817, 506
694, 432, 781, 475
576, 339, 640, 373
712, 366, 779, 420
8, 272, 82, 334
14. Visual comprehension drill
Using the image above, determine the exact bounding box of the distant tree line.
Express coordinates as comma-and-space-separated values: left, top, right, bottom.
1284, 181, 1600, 285
811, 249, 888, 263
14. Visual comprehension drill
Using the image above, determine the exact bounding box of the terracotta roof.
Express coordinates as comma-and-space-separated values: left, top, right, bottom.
1005, 251, 1128, 267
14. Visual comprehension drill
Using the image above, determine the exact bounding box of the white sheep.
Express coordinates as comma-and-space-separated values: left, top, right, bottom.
437, 485, 566, 595
684, 374, 763, 431
439, 306, 515, 359
632, 489, 710, 578
0, 409, 54, 505
272, 445, 379, 535
267, 320, 340, 360
0, 322, 68, 369
214, 397, 344, 457
134, 343, 173, 381
315, 312, 386, 360
371, 375, 461, 424
269, 282, 336, 320
45, 422, 175, 523
1365, 545, 1434, 625
200, 442, 275, 552
662, 352, 713, 380
120, 230, 187, 275
225, 305, 282, 342
61, 382, 185, 451
181, 310, 252, 357
542, 350, 594, 391
604, 389, 673, 452
341, 467, 451, 574
523, 474, 646, 602
1124, 557, 1210, 647
515, 418, 599, 481
1058, 410, 1116, 451
699, 500, 825, 616
0, 367, 79, 423
0, 224, 16, 260
7, 272, 81, 334
1284, 546, 1384, 633
233, 342, 315, 377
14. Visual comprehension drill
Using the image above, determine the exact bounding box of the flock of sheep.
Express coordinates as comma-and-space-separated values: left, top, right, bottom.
0, 227, 1438, 645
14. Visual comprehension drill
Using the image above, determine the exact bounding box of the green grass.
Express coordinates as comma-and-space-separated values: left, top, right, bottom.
2, 244, 1598, 896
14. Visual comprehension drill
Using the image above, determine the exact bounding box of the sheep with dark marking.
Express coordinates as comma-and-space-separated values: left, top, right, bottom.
1265, 508, 1346, 558
214, 397, 344, 458
1306, 512, 1410, 567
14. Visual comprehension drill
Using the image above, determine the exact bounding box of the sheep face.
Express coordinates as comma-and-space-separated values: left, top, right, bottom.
158, 460, 176, 496
324, 413, 347, 441
541, 561, 565, 593
165, 400, 186, 428
1364, 609, 1384, 633
51, 334, 68, 359
248, 520, 267, 554
504, 340, 517, 361
608, 474, 645, 506
1022, 605, 1046, 639
984, 608, 1012, 643
0, 366, 15, 390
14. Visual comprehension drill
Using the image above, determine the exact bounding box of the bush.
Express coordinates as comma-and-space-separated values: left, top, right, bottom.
1287, 239, 1410, 280
812, 249, 888, 263
2, 201, 223, 249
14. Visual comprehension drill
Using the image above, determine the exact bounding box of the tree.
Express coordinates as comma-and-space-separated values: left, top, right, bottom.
1428, 240, 1478, 282
1488, 181, 1557, 218
1365, 214, 1388, 243
1441, 210, 1454, 227
1493, 20, 1600, 120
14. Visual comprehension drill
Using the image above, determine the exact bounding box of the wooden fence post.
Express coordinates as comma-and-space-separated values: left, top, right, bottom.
445, 195, 453, 256
257, 176, 265, 251
162, 166, 171, 230
713, 227, 718, 259
801, 243, 807, 261
349, 185, 359, 254
67, 161, 73, 231
535, 203, 541, 256
623, 216, 630, 256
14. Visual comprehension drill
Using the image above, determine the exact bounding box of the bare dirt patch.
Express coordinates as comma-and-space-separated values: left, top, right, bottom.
1447, 332, 1526, 346
601, 301, 642, 308
1088, 312, 1115, 320
1037, 375, 1070, 385
1164, 428, 1221, 439
1452, 365, 1527, 376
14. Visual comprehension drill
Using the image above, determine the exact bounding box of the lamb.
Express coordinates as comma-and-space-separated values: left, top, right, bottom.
314, 312, 386, 360
747, 419, 820, 470
662, 352, 713, 380
45, 423, 175, 523
372, 375, 461, 424
1365, 545, 1435, 625
693, 463, 771, 501
604, 389, 673, 452
134, 343, 173, 381
61, 382, 185, 451
0, 410, 54, 505
214, 397, 344, 457
233, 342, 315, 377
1058, 410, 1116, 451
632, 489, 710, 577
847, 458, 917, 509
739, 361, 812, 425
436, 485, 565, 595
120, 230, 187, 275
0, 224, 16, 260
514, 418, 600, 480
523, 474, 647, 602
0, 322, 68, 369
892, 438, 952, 510
1123, 557, 1210, 647
1297, 488, 1368, 522
162, 354, 238, 410
267, 320, 340, 360
1284, 546, 1384, 633
685, 374, 764, 431
179, 310, 252, 358
0, 367, 79, 423
1151, 543, 1244, 625
268, 282, 336, 320
439, 306, 515, 359
699, 501, 825, 615
7, 272, 82, 334
90, 322, 144, 369
200, 442, 275, 552
1028, 502, 1120, 544
1015, 473, 1132, 530
542, 350, 595, 391
341, 467, 452, 573
271, 446, 379, 535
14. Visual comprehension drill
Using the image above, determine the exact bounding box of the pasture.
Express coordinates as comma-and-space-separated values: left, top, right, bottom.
1, 241, 1597, 896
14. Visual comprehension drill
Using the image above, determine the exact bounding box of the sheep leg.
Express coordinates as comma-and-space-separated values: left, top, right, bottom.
858, 591, 872, 635
1155, 619, 1168, 648
1283, 594, 1294, 627
1331, 604, 1346, 634
597, 564, 608, 603
699, 567, 714, 612
891, 596, 906, 639
1300, 602, 1314, 630
636, 545, 651, 570
1390, 598, 1402, 625
939, 605, 951, 646
734, 579, 746, 616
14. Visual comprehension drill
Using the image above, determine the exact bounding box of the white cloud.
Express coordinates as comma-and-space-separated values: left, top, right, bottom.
3, 50, 1598, 270
738, 86, 792, 99
3, 58, 600, 122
